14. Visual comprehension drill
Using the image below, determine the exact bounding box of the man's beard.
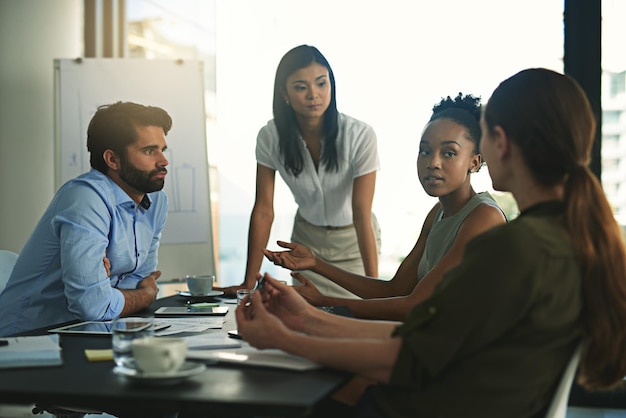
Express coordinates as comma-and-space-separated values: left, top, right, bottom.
119, 157, 166, 194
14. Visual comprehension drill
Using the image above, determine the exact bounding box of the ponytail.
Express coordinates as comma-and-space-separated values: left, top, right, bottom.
564, 166, 626, 389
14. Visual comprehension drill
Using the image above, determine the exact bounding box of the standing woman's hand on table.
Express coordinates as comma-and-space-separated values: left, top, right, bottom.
214, 273, 261, 297
213, 284, 247, 298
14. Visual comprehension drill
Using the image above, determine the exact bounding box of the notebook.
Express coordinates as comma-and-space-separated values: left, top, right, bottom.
0, 334, 62, 369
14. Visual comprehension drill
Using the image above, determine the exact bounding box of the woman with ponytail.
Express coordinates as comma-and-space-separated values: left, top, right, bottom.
482, 68, 626, 390
235, 68, 626, 417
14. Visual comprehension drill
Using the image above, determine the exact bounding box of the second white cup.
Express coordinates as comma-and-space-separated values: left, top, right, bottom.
186, 275, 215, 295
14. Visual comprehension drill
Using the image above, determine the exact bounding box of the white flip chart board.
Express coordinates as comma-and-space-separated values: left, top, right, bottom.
54, 58, 215, 279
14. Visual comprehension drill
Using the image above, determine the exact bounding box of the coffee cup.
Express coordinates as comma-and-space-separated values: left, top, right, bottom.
132, 337, 187, 374
186, 274, 215, 295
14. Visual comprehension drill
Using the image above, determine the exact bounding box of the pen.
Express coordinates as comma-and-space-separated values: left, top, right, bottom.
0, 340, 9, 347
154, 324, 172, 332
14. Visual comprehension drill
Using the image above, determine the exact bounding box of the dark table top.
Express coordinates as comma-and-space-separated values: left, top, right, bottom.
0, 295, 349, 417
5, 295, 621, 413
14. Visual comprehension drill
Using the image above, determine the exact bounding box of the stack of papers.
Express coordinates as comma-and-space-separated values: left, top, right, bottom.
155, 317, 225, 335
0, 334, 62, 369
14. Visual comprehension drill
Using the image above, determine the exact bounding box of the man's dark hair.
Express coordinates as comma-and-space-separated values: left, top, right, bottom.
87, 101, 172, 173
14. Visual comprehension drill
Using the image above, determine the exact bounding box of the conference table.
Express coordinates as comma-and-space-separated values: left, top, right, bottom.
0, 295, 349, 417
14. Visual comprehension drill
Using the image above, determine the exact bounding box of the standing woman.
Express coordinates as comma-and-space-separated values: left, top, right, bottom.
217, 45, 381, 298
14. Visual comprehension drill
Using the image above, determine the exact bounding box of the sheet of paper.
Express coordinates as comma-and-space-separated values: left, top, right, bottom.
154, 317, 225, 335
184, 334, 242, 350
187, 346, 321, 371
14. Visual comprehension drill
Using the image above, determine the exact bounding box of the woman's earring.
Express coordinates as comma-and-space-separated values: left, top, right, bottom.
285, 100, 290, 106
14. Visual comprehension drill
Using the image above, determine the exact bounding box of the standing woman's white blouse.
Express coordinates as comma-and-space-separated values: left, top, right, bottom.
255, 113, 380, 227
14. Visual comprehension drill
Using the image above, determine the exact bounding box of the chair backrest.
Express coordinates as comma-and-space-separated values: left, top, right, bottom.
0, 250, 19, 295
545, 343, 584, 418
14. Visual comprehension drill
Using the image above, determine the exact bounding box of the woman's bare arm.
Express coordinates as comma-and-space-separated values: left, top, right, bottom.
352, 172, 378, 278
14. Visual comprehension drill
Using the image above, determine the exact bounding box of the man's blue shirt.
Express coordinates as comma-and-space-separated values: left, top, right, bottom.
0, 169, 168, 336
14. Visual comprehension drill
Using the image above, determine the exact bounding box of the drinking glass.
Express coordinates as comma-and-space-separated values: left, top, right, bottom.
111, 316, 154, 369
236, 289, 251, 306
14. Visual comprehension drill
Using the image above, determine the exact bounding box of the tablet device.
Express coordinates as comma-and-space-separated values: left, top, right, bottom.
49, 320, 172, 335
49, 321, 114, 335
154, 306, 229, 316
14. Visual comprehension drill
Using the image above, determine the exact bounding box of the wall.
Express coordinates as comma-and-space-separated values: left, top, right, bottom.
0, 0, 82, 252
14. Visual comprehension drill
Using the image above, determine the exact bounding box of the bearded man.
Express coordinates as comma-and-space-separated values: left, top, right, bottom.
0, 102, 171, 336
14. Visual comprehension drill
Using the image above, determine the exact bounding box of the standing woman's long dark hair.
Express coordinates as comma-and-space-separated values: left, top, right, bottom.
272, 45, 339, 176
484, 68, 626, 390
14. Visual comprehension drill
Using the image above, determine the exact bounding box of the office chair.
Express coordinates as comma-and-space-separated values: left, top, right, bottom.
0, 249, 18, 294
545, 343, 584, 418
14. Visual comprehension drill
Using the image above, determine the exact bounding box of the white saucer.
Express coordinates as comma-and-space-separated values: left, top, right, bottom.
177, 290, 224, 298
113, 361, 206, 385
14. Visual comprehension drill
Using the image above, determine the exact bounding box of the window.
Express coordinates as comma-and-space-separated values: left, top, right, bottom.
602, 0, 626, 225
604, 111, 622, 126
609, 71, 626, 98
213, 0, 561, 281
